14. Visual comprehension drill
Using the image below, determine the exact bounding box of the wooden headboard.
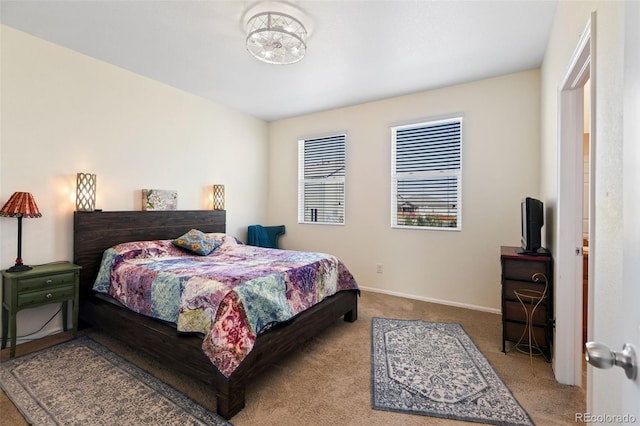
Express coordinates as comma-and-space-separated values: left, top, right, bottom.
73, 210, 226, 298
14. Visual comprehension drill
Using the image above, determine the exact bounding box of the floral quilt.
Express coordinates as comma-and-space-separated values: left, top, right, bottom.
93, 234, 359, 377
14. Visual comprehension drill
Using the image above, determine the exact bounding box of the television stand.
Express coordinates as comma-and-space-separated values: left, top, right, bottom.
516, 247, 551, 256
500, 246, 554, 361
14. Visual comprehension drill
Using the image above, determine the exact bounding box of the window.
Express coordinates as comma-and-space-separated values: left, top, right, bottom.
391, 116, 462, 230
298, 134, 346, 224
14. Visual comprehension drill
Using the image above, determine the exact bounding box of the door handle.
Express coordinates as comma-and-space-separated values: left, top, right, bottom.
585, 341, 638, 380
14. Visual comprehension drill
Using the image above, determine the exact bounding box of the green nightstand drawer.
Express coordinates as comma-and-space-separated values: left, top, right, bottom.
18, 272, 76, 292
17, 285, 75, 308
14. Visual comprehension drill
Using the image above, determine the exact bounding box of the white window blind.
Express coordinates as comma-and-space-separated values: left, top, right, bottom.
391, 117, 462, 230
298, 134, 346, 225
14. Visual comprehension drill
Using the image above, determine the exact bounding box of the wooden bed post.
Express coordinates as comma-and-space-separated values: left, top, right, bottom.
216, 380, 246, 420
344, 303, 358, 323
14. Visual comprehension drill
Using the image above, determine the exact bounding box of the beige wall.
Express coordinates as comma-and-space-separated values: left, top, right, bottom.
0, 26, 269, 340
268, 70, 541, 312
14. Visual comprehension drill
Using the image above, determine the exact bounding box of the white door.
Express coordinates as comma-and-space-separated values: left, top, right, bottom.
586, 3, 640, 417
584, 1, 640, 418
621, 0, 640, 415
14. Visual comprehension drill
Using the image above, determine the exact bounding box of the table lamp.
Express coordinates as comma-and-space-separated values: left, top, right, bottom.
212, 184, 225, 210
0, 192, 42, 272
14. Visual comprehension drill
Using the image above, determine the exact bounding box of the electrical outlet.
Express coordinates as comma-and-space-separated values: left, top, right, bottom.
376, 264, 383, 274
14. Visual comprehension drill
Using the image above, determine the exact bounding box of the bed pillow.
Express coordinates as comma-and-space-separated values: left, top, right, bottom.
172, 229, 219, 255
111, 240, 173, 259
204, 232, 243, 247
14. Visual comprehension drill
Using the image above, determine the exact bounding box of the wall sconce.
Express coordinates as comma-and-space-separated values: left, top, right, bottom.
212, 184, 225, 210
76, 173, 97, 211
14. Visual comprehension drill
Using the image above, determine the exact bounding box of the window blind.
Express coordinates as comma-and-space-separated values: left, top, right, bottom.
298, 134, 346, 224
391, 117, 462, 230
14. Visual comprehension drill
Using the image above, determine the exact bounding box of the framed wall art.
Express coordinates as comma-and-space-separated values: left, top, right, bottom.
142, 189, 178, 211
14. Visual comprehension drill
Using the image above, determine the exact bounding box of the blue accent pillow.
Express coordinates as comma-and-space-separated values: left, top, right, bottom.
172, 229, 219, 255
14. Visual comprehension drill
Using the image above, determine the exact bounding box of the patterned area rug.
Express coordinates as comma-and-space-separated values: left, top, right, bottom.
0, 337, 230, 426
371, 318, 534, 425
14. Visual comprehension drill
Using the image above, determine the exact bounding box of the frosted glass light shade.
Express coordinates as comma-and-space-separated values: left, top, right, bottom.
76, 173, 96, 211
212, 185, 225, 210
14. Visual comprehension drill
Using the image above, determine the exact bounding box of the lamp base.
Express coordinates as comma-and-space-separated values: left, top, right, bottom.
6, 263, 32, 272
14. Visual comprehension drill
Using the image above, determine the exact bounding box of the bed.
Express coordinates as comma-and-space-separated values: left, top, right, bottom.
73, 210, 359, 419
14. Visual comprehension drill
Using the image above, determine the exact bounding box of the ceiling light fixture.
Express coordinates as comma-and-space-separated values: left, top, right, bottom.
246, 11, 307, 65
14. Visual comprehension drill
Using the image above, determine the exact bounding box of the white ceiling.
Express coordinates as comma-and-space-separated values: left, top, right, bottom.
0, 0, 558, 121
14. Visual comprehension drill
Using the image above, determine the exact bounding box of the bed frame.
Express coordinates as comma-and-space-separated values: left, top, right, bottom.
73, 210, 358, 419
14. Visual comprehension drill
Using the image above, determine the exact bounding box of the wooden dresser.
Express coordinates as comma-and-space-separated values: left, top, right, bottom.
500, 246, 554, 361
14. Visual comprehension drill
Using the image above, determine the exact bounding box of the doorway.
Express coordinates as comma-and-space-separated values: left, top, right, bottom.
555, 15, 594, 388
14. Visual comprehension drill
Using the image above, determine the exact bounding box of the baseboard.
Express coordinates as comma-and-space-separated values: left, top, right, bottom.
359, 286, 501, 315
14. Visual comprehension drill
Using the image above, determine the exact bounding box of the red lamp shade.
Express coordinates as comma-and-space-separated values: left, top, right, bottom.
0, 192, 42, 272
0, 192, 42, 218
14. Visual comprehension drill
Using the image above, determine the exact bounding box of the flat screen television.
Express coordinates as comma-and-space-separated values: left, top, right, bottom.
518, 197, 546, 255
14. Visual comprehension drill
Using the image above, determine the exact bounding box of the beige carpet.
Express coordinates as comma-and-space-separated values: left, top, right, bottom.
1, 291, 585, 425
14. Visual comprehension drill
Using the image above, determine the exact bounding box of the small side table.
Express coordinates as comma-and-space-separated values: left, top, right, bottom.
514, 272, 549, 363
1, 262, 81, 358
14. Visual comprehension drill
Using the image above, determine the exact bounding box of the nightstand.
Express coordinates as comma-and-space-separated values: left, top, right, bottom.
1, 262, 81, 358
